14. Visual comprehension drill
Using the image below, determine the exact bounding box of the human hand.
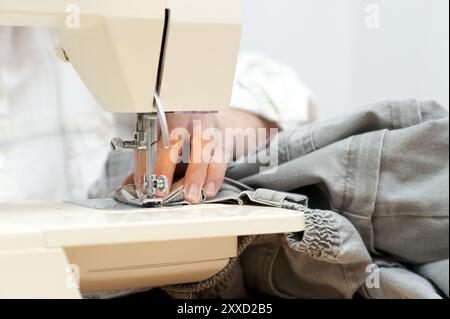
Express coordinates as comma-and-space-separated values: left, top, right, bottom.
123, 109, 278, 204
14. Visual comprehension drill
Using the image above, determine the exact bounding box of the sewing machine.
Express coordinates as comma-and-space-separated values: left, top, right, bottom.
0, 0, 305, 298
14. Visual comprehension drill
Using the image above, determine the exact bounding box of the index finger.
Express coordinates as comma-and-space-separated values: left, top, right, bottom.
154, 136, 183, 197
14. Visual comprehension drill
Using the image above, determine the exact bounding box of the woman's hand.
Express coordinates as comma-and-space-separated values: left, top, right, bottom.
155, 112, 228, 203
124, 109, 278, 204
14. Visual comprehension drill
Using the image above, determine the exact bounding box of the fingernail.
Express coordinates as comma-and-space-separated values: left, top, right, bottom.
187, 183, 200, 202
205, 182, 216, 197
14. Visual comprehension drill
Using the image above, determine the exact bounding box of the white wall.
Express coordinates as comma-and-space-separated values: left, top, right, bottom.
240, 0, 449, 120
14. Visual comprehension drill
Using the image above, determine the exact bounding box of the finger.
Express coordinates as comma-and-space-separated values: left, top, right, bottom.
204, 161, 228, 198
154, 138, 183, 196
184, 160, 210, 204
184, 129, 213, 204
203, 143, 230, 197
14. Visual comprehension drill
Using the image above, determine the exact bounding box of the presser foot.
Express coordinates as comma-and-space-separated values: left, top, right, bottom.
120, 188, 164, 207
144, 174, 169, 198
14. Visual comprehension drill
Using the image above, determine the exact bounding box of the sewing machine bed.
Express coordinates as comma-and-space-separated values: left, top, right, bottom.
0, 200, 304, 298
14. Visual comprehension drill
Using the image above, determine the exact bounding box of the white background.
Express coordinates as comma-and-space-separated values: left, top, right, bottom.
240, 0, 449, 120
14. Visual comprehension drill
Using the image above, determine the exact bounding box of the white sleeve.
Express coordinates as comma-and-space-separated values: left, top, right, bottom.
230, 53, 316, 130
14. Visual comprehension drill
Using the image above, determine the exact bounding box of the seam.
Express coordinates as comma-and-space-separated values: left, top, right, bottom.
359, 284, 372, 299
339, 263, 354, 299
342, 211, 372, 220
266, 236, 296, 299
372, 130, 386, 214
388, 100, 394, 130
342, 136, 355, 211
309, 123, 317, 152
285, 130, 292, 161
333, 213, 344, 264
373, 214, 449, 218
369, 129, 387, 249
417, 100, 424, 123
263, 237, 279, 293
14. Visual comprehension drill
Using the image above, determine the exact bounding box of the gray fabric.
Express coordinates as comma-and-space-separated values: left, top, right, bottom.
114, 177, 255, 207
90, 99, 449, 299
112, 180, 370, 299
414, 259, 449, 298
239, 212, 371, 299
114, 178, 308, 209
359, 259, 443, 299
227, 100, 449, 264
160, 196, 371, 299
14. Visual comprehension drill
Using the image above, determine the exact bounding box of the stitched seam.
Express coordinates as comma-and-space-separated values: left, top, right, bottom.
332, 215, 346, 286
373, 214, 449, 218
388, 100, 394, 130
369, 130, 387, 250
285, 130, 292, 161
373, 130, 386, 214
342, 136, 355, 211
259, 237, 276, 293
359, 284, 372, 299
266, 236, 296, 299
417, 100, 424, 123
339, 263, 354, 299
309, 123, 317, 152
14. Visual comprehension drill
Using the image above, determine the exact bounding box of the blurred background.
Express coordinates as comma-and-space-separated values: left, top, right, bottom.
239, 0, 449, 120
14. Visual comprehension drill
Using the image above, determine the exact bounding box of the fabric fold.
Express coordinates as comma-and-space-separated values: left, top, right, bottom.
90, 99, 448, 299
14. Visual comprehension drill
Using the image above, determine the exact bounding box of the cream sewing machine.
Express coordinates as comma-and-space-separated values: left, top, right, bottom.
0, 0, 305, 298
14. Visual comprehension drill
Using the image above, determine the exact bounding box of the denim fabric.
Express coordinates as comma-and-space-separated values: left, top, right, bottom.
229, 101, 449, 263
91, 100, 449, 299
358, 259, 443, 299
224, 100, 449, 298
414, 259, 449, 298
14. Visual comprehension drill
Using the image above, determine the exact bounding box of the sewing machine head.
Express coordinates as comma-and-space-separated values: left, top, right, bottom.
53, 0, 242, 113
0, 0, 242, 200
0, 2, 309, 298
